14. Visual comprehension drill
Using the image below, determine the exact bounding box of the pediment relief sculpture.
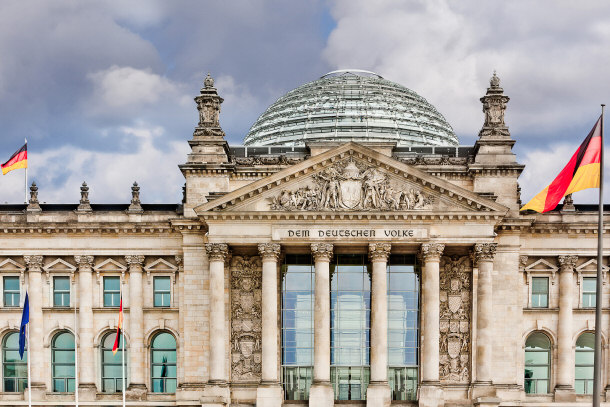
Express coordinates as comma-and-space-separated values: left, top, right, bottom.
269, 158, 434, 211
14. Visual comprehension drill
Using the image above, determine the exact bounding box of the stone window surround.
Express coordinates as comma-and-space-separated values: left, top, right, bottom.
100, 275, 123, 308
48, 274, 73, 308
152, 275, 173, 308
522, 258, 558, 309
1, 274, 22, 308
575, 260, 608, 309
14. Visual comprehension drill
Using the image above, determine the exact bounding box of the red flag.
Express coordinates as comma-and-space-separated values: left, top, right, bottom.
112, 297, 123, 354
1, 143, 27, 175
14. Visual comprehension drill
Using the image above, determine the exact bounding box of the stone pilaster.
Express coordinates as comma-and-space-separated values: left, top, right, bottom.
419, 243, 444, 407
256, 243, 283, 407
205, 243, 230, 384
23, 255, 45, 396
556, 255, 578, 402
367, 243, 391, 407
309, 243, 334, 407
125, 255, 146, 399
74, 255, 96, 399
473, 243, 496, 391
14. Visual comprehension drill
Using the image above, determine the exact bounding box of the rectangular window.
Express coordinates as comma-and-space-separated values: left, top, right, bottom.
582, 277, 596, 308
53, 277, 70, 307
3, 276, 20, 307
531, 277, 549, 308
103, 277, 121, 307
153, 277, 171, 307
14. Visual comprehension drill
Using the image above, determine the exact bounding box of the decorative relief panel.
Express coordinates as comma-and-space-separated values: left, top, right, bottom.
230, 255, 262, 382
269, 158, 433, 211
439, 255, 472, 383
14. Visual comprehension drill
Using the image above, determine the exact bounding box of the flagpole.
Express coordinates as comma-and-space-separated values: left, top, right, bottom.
74, 280, 79, 407
27, 322, 31, 407
24, 138, 27, 204
121, 286, 126, 407
593, 104, 605, 407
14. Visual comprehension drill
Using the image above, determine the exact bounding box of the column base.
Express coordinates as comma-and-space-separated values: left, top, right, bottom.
473, 396, 501, 407
256, 382, 283, 407
200, 383, 230, 407
554, 385, 576, 402
309, 381, 334, 407
471, 381, 496, 399
77, 383, 97, 401
418, 381, 443, 407
366, 381, 391, 407
126, 383, 148, 401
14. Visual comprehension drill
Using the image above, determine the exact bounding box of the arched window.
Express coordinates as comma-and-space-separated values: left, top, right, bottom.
52, 331, 75, 393
524, 332, 551, 394
575, 332, 595, 394
2, 332, 27, 392
101, 332, 127, 393
151, 332, 176, 393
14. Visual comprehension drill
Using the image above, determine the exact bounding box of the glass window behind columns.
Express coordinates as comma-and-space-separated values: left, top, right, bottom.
330, 254, 371, 400
281, 254, 314, 400
387, 254, 419, 401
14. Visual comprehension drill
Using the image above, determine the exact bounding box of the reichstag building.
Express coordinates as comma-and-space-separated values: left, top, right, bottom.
0, 69, 606, 406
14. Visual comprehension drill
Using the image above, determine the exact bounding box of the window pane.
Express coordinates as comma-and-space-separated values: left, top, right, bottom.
154, 277, 170, 291
4, 277, 19, 291
104, 277, 120, 291
583, 278, 597, 292
525, 351, 549, 365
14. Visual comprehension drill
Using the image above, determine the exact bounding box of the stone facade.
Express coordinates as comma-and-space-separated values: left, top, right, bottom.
0, 72, 608, 407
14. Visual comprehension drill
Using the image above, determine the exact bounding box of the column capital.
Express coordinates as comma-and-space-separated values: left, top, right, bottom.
24, 255, 43, 271
420, 243, 445, 262
258, 243, 281, 261
125, 255, 145, 270
311, 243, 333, 262
205, 243, 230, 261
74, 255, 94, 270
369, 243, 391, 262
558, 255, 578, 272
473, 243, 497, 264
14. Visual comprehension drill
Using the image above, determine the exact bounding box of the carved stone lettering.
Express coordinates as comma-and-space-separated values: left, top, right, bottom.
230, 255, 262, 382
439, 255, 471, 383
269, 158, 433, 211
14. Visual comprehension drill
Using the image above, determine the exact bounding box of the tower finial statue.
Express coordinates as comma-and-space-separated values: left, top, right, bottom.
478, 71, 510, 138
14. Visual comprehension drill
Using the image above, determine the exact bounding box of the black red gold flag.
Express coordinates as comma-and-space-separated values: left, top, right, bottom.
1, 143, 27, 175
112, 297, 123, 355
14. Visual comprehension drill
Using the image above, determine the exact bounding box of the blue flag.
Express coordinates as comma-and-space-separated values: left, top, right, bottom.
19, 291, 29, 360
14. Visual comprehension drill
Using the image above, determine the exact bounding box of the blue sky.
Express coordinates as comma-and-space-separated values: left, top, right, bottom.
0, 0, 609, 205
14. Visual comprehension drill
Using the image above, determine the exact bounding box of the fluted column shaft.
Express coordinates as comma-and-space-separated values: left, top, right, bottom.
420, 244, 444, 383
259, 243, 281, 383
75, 256, 95, 386
126, 255, 145, 386
24, 255, 44, 387
369, 243, 391, 382
557, 255, 578, 388
474, 243, 497, 383
206, 243, 229, 383
311, 243, 333, 384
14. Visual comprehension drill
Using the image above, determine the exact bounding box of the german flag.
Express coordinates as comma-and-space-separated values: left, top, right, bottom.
1, 143, 27, 175
112, 297, 123, 354
521, 117, 602, 213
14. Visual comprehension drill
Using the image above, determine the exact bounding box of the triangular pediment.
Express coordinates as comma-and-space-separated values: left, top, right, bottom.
195, 143, 508, 215
93, 258, 127, 272
0, 259, 25, 272
43, 258, 77, 272
576, 259, 609, 273
144, 258, 177, 272
525, 259, 558, 273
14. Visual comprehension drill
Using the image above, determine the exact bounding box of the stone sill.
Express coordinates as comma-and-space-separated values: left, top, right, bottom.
143, 307, 179, 312
42, 307, 78, 312
523, 308, 559, 312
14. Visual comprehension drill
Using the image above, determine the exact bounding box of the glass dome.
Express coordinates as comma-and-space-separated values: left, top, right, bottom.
244, 70, 458, 147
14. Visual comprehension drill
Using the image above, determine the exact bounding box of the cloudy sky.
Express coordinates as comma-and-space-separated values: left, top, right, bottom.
0, 0, 609, 205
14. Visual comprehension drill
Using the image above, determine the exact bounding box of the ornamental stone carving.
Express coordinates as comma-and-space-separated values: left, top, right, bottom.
205, 243, 229, 261
439, 255, 472, 383
473, 243, 497, 264
24, 255, 43, 271
369, 243, 391, 262
125, 255, 145, 268
311, 243, 333, 262
479, 72, 510, 138
230, 255, 262, 382
558, 255, 578, 271
258, 243, 281, 261
270, 158, 433, 211
234, 155, 305, 166
420, 243, 445, 262
74, 255, 94, 270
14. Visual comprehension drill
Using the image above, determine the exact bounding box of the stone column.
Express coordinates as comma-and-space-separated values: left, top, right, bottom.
419, 243, 444, 407
24, 255, 46, 396
74, 255, 96, 399
367, 243, 392, 407
125, 255, 146, 397
556, 255, 577, 401
257, 243, 283, 407
309, 243, 334, 407
473, 243, 497, 388
205, 243, 230, 384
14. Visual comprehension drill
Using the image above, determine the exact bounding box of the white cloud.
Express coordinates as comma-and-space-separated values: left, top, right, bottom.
324, 0, 610, 142
0, 125, 189, 204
